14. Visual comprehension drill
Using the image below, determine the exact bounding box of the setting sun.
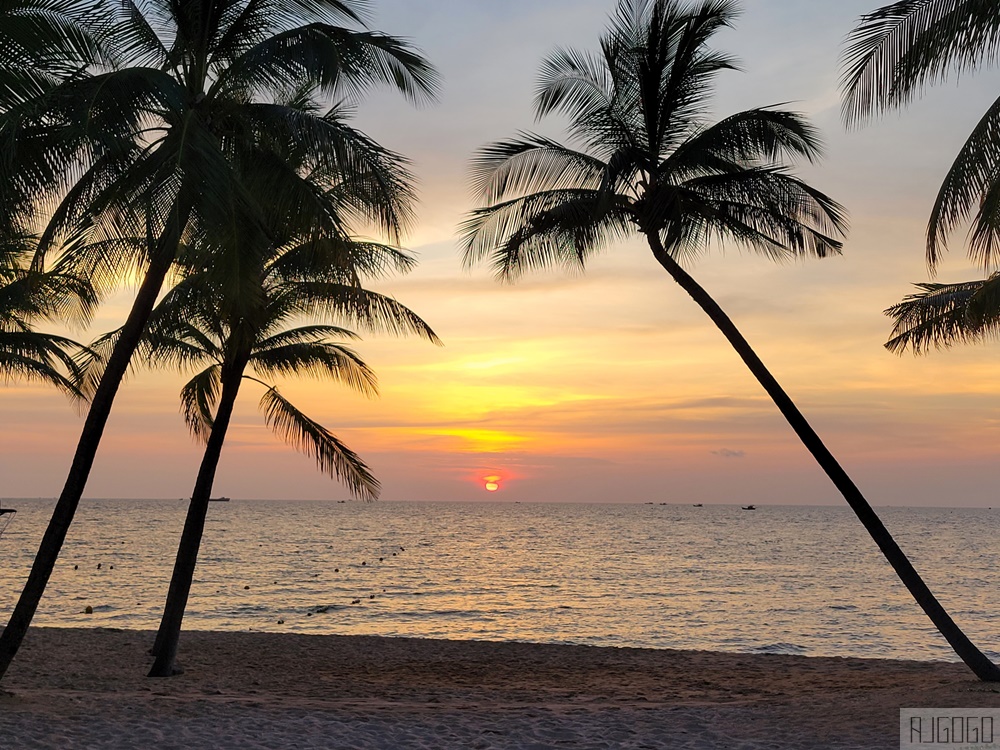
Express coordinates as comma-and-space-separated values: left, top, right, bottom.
484, 475, 501, 492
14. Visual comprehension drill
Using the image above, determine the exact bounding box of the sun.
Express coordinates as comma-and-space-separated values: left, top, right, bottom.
483, 475, 501, 492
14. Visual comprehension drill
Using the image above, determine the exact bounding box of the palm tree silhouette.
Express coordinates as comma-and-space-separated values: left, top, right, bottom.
463, 0, 1000, 679
0, 0, 437, 682
101, 224, 438, 676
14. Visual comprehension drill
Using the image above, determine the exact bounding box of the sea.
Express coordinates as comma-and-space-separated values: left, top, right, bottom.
0, 499, 997, 663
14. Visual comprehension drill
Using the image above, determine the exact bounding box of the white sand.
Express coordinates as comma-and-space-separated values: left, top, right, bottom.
2, 627, 998, 749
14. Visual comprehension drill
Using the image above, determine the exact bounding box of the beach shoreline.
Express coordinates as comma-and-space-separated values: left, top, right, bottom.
2, 627, 998, 748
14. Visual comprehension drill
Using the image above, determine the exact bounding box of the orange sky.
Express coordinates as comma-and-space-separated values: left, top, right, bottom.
4, 1, 1000, 505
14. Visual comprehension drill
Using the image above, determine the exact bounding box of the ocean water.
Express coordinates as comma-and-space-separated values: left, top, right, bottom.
0, 499, 997, 662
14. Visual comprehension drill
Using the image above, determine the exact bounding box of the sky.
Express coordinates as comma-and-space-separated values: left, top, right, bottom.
3, 0, 1000, 506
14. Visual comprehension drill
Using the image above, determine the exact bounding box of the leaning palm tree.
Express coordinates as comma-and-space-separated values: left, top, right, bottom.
462, 0, 1000, 680
0, 0, 437, 682
126, 229, 439, 677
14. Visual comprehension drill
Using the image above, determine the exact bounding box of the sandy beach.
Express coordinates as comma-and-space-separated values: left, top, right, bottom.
0, 628, 996, 748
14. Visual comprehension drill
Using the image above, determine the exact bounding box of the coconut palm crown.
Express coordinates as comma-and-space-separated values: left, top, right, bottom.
463, 0, 1000, 680
107, 224, 439, 677
462, 0, 846, 279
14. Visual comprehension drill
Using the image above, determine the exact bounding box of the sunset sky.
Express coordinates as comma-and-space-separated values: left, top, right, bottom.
3, 0, 1000, 506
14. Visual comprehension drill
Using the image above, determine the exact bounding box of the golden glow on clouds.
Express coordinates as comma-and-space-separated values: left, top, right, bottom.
6, 2, 1000, 504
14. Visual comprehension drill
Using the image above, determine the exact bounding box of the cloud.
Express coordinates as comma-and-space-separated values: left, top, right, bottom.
712, 448, 746, 459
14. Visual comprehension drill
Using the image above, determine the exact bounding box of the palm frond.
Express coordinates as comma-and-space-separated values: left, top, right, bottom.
666, 107, 826, 175
884, 275, 1000, 352
275, 282, 440, 343
180, 365, 222, 442
841, 0, 1000, 125
469, 135, 609, 205
921, 93, 1000, 269
267, 236, 416, 283
460, 189, 635, 281
250, 339, 378, 397
669, 167, 848, 260
214, 23, 438, 106
0, 329, 89, 399
259, 386, 379, 500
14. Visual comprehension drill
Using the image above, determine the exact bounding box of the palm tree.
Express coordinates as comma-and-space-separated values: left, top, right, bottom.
462, 0, 1000, 680
124, 229, 439, 677
0, 0, 437, 682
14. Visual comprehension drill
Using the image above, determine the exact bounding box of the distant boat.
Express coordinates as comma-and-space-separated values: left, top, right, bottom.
209, 497, 231, 502
692, 503, 703, 507
741, 505, 756, 511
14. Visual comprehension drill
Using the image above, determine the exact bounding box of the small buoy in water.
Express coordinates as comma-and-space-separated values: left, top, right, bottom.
306, 612, 313, 617
392, 553, 396, 557
97, 563, 102, 569
73, 565, 78, 570
361, 561, 366, 566
369, 594, 375, 600
400, 546, 404, 551
277, 619, 284, 625
351, 599, 360, 604
109, 565, 114, 570
244, 585, 250, 590
334, 568, 339, 573
84, 605, 93, 614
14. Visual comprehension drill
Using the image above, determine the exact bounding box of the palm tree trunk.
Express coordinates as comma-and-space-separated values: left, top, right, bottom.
148, 356, 247, 677
646, 232, 1000, 681
0, 204, 191, 684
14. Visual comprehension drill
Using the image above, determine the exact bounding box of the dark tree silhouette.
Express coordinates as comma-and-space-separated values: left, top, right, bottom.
0, 0, 437, 682
464, 0, 1000, 680
119, 226, 440, 676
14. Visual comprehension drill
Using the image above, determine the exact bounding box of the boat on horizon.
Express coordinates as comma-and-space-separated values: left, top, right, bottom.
209, 497, 231, 502
741, 505, 756, 511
